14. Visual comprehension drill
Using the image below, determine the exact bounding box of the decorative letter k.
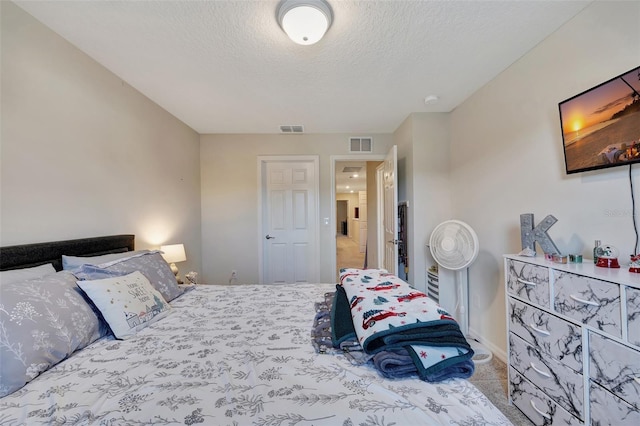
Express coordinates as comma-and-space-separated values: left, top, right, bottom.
520, 213, 561, 255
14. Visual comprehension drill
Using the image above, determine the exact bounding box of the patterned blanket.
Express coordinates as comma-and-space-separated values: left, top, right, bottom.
332, 268, 475, 381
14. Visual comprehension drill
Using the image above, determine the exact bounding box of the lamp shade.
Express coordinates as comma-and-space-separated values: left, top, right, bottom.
278, 0, 332, 45
160, 244, 186, 264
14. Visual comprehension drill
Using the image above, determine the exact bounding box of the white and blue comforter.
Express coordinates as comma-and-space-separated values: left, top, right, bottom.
0, 283, 511, 425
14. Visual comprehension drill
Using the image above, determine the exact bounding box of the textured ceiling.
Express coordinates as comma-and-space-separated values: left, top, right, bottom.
15, 0, 591, 134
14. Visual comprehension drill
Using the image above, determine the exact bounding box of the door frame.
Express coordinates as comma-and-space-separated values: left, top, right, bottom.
258, 155, 320, 284
376, 162, 385, 268
330, 154, 386, 278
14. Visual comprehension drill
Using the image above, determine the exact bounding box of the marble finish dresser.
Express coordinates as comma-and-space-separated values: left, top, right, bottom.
504, 255, 640, 425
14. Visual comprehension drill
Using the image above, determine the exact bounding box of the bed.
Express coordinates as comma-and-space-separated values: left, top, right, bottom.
0, 235, 512, 425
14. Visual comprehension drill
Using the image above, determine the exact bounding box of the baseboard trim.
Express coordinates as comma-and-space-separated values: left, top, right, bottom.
468, 328, 507, 364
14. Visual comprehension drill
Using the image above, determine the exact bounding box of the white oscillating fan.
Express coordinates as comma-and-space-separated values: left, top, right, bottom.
429, 220, 492, 364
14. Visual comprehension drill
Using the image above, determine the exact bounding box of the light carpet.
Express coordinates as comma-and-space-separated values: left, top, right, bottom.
469, 356, 532, 425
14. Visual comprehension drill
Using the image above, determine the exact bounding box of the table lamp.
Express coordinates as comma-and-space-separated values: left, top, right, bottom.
161, 243, 186, 284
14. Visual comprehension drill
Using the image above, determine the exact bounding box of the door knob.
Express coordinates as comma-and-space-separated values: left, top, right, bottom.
265, 234, 276, 240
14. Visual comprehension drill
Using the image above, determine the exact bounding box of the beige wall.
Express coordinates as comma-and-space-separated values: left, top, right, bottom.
393, 113, 452, 291
200, 134, 393, 284
1, 2, 202, 275
449, 0, 640, 359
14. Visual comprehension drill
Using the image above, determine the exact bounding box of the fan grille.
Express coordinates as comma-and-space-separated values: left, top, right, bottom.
429, 220, 479, 270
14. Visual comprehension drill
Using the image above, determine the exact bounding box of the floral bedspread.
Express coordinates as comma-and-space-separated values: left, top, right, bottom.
0, 283, 512, 425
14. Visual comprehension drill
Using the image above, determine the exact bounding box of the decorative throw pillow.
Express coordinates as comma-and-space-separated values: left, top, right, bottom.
73, 251, 183, 302
76, 271, 172, 340
0, 263, 56, 285
0, 271, 106, 397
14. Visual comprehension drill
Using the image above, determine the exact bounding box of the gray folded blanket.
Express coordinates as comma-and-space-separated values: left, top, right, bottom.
311, 292, 372, 364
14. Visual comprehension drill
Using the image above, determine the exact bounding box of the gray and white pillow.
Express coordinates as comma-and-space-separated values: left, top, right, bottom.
73, 251, 183, 302
0, 263, 56, 285
62, 250, 134, 270
0, 270, 106, 397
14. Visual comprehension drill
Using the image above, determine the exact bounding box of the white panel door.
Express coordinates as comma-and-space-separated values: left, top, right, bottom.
261, 159, 318, 284
383, 146, 398, 274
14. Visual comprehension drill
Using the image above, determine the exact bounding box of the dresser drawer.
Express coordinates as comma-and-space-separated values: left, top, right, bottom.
509, 333, 583, 419
589, 332, 640, 410
554, 271, 621, 338
506, 259, 550, 308
628, 287, 640, 347
590, 383, 640, 425
508, 297, 582, 372
509, 367, 583, 425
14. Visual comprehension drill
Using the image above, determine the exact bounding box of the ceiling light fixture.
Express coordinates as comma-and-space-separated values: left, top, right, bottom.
277, 0, 333, 45
424, 95, 440, 105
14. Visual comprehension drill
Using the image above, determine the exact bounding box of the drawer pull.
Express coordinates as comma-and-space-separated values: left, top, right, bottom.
517, 278, 537, 287
530, 362, 551, 378
530, 400, 552, 420
529, 324, 550, 336
570, 294, 600, 307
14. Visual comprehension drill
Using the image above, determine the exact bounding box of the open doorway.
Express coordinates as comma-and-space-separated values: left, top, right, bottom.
334, 160, 381, 278
331, 147, 398, 281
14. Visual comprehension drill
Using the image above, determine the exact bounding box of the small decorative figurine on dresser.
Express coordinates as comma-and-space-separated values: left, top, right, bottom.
630, 255, 640, 273
595, 244, 621, 268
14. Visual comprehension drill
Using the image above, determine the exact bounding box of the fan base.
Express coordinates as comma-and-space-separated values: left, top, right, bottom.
469, 339, 493, 365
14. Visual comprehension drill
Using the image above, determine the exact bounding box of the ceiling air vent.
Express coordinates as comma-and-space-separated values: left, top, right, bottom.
349, 137, 373, 152
280, 125, 304, 134
342, 166, 362, 173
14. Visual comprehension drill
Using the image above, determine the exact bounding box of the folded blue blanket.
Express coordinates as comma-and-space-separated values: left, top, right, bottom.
372, 348, 417, 378
374, 348, 475, 381
334, 268, 475, 382
331, 284, 357, 346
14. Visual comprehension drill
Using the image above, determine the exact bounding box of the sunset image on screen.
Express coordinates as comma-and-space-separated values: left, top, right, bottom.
560, 66, 640, 173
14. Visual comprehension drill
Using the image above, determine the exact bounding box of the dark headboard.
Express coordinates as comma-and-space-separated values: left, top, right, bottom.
0, 235, 135, 271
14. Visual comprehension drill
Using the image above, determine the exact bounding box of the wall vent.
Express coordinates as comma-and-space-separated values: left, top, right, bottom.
280, 125, 304, 134
349, 137, 373, 152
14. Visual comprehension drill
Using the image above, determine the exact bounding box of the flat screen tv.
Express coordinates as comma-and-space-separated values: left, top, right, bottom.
559, 65, 640, 174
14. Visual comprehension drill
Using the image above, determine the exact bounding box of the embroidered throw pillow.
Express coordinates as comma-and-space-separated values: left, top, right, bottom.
76, 271, 172, 340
